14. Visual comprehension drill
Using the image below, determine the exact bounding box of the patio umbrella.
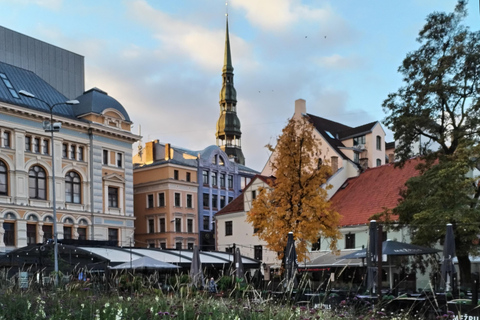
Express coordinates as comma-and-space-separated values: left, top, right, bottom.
109, 256, 179, 270
284, 232, 298, 290
233, 247, 244, 280
190, 245, 204, 289
441, 223, 457, 292
341, 240, 440, 259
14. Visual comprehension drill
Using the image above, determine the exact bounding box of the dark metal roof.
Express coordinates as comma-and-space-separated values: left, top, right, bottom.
337, 121, 378, 140
306, 113, 350, 160
74, 87, 131, 122
0, 61, 77, 118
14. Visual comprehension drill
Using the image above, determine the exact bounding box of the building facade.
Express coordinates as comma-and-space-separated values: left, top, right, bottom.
0, 31, 139, 252
133, 141, 257, 250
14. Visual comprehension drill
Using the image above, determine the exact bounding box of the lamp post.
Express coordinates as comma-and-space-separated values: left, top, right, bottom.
19, 90, 79, 286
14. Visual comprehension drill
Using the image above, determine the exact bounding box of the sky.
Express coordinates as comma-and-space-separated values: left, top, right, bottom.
0, 0, 478, 172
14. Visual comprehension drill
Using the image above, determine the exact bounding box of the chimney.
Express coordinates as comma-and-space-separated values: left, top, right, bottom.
295, 99, 306, 117
144, 140, 158, 164
165, 143, 173, 160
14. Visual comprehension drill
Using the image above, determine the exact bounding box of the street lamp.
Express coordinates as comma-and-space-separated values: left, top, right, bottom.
19, 90, 79, 286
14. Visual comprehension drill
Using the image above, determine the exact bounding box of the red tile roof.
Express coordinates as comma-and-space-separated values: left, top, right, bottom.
331, 159, 422, 227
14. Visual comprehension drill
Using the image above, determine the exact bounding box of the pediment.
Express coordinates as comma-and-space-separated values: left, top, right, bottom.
103, 173, 125, 183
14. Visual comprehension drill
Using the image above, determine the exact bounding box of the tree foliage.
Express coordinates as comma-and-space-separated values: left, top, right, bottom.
381, 1, 480, 285
246, 117, 341, 262
383, 0, 480, 161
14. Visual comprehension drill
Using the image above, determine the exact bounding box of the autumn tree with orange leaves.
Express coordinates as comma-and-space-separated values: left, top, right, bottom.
247, 117, 341, 262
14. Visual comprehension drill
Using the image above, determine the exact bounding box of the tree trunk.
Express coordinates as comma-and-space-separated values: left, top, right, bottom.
457, 254, 471, 288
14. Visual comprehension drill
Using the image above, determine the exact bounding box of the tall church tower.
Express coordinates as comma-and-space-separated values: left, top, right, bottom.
215, 16, 245, 165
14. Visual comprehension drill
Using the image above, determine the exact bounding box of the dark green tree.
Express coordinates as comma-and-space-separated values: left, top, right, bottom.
381, 1, 480, 285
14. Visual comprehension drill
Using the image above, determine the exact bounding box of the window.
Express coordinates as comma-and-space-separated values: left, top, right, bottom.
220, 195, 226, 208
159, 218, 166, 233
187, 243, 194, 250
29, 166, 46, 199
376, 135, 382, 150
176, 242, 182, 250
203, 193, 209, 208
202, 170, 209, 185
77, 227, 87, 240
63, 226, 72, 240
160, 242, 166, 249
252, 190, 256, 200
108, 187, 118, 208
65, 171, 81, 203
312, 238, 321, 251
70, 145, 76, 159
42, 225, 53, 241
225, 221, 233, 236
228, 196, 233, 203
219, 156, 225, 166
103, 150, 109, 165
3, 222, 14, 246
228, 175, 233, 188
42, 139, 49, 154
116, 153, 122, 168
27, 224, 36, 245
376, 159, 381, 167
158, 193, 165, 207
203, 216, 210, 230
77, 146, 84, 161
174, 193, 181, 207
211, 155, 217, 165
108, 228, 119, 245
174, 170, 179, 180
175, 218, 181, 232
212, 172, 217, 186
254, 245, 263, 260
148, 219, 154, 234
25, 136, 31, 151
2, 131, 10, 148
186, 194, 193, 208
187, 219, 193, 233
186, 172, 191, 182
212, 194, 218, 209
345, 233, 355, 249
0, 73, 19, 98
33, 138, 40, 153
148, 242, 155, 248
0, 161, 7, 195
220, 174, 225, 188
62, 143, 68, 158
147, 194, 154, 208
353, 135, 366, 146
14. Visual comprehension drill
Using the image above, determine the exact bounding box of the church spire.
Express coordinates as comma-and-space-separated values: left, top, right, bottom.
215, 15, 245, 165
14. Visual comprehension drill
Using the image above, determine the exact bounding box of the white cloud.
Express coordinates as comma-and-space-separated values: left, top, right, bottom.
314, 54, 364, 70
126, 0, 258, 73
230, 0, 338, 32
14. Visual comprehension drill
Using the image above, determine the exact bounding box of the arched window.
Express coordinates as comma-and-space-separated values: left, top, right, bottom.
65, 171, 81, 203
376, 158, 382, 167
376, 135, 382, 150
0, 160, 7, 195
29, 166, 46, 200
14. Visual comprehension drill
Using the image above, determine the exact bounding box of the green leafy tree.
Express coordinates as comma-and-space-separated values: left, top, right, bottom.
381, 1, 480, 285
246, 117, 341, 262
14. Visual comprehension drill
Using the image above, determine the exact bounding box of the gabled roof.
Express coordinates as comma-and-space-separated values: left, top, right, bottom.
337, 121, 378, 140
215, 174, 274, 217
0, 61, 77, 118
331, 158, 421, 227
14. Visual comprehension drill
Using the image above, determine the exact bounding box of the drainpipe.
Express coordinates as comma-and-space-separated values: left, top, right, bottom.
88, 128, 95, 240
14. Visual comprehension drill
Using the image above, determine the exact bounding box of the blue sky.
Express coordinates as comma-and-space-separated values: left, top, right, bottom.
0, 0, 478, 171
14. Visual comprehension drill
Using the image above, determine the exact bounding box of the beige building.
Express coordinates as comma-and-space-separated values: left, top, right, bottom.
133, 141, 198, 249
